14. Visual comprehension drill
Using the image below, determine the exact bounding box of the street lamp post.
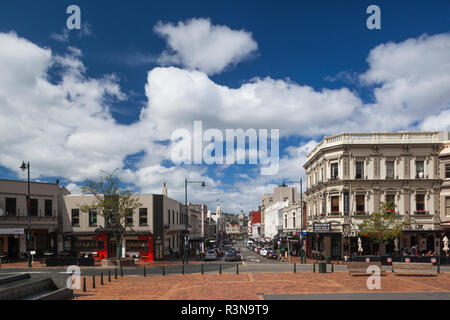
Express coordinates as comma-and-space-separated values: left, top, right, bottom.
20, 161, 32, 268
184, 179, 206, 264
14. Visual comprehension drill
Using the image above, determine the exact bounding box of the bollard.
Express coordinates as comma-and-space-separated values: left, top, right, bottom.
313, 263, 316, 273
92, 275, 96, 289
294, 263, 296, 273
115, 268, 117, 279
162, 266, 165, 276
144, 266, 146, 277
108, 270, 111, 282
120, 265, 123, 277
236, 264, 239, 275
331, 263, 334, 273
101, 272, 104, 285
201, 264, 204, 275
182, 264, 185, 275
83, 277, 86, 292
219, 264, 222, 275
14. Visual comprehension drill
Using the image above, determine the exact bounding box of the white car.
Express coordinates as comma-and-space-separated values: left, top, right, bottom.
204, 250, 217, 261
260, 248, 268, 256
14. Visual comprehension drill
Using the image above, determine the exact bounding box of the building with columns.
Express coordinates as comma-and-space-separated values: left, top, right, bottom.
304, 131, 444, 259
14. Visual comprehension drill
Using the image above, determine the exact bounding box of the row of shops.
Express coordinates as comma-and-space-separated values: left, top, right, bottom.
251, 226, 449, 260
0, 228, 58, 259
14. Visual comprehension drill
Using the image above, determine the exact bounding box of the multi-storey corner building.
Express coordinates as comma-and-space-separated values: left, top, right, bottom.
0, 179, 69, 259
304, 131, 445, 259
439, 135, 450, 232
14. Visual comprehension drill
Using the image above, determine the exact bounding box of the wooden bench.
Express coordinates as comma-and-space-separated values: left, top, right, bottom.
392, 262, 436, 276
347, 261, 386, 276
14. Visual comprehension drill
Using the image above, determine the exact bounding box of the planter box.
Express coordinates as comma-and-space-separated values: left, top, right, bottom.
102, 258, 135, 267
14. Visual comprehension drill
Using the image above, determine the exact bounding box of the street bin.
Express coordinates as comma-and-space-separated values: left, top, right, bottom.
318, 262, 327, 273
325, 256, 331, 264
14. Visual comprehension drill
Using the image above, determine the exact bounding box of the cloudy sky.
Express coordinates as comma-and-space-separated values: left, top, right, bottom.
0, 1, 449, 214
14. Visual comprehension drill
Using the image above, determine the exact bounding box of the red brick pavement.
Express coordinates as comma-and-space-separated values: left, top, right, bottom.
73, 272, 450, 300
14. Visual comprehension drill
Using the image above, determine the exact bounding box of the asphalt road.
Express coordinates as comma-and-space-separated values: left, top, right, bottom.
0, 240, 449, 276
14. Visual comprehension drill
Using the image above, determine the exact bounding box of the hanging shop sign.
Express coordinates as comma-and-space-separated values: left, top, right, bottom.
313, 223, 331, 232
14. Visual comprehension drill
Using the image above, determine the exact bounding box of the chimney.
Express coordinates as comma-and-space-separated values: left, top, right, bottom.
162, 182, 168, 197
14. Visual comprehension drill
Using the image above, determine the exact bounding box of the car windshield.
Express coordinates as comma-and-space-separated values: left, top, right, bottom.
207, 250, 216, 254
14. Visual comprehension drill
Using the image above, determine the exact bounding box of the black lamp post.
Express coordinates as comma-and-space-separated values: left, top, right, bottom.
184, 179, 206, 264
20, 161, 32, 268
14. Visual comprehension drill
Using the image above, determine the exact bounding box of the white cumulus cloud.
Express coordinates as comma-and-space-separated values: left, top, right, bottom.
154, 18, 258, 75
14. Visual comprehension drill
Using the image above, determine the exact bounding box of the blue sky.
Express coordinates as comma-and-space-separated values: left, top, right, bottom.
0, 1, 449, 213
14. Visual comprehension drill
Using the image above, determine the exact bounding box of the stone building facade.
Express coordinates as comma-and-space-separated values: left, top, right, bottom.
304, 132, 444, 259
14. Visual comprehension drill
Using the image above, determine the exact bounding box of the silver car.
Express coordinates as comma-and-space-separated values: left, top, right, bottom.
204, 250, 217, 261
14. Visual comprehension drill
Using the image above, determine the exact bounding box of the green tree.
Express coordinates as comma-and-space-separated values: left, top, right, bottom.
80, 170, 142, 259
358, 201, 410, 255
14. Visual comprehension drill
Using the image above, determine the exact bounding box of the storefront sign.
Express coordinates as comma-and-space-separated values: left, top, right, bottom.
0, 228, 24, 235
313, 223, 331, 232
342, 231, 359, 237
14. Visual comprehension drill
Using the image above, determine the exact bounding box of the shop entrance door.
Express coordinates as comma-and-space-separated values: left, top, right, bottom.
331, 237, 341, 259
108, 239, 118, 258
8, 236, 18, 258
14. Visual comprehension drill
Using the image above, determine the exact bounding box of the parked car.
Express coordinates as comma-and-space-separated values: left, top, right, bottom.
224, 250, 241, 262
204, 250, 218, 261
260, 248, 269, 257
267, 250, 278, 259
213, 248, 223, 257
255, 247, 261, 254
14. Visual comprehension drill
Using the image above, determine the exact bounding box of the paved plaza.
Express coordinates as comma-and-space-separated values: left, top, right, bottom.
73, 272, 450, 300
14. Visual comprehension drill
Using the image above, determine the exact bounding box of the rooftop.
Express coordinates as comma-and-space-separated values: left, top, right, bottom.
305, 131, 441, 165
